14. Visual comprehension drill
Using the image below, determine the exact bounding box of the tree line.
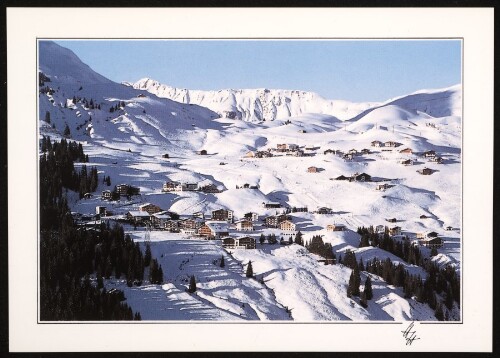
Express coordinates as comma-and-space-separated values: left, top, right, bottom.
39, 136, 161, 320
357, 226, 425, 266
340, 248, 459, 320
305, 235, 336, 264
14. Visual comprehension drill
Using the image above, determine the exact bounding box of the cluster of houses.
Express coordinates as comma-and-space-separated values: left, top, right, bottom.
235, 183, 259, 189
324, 148, 371, 161
371, 140, 402, 148
371, 223, 445, 248
422, 150, 444, 164
162, 181, 220, 193
101, 183, 140, 201
416, 231, 444, 248
334, 172, 372, 182
245, 143, 310, 159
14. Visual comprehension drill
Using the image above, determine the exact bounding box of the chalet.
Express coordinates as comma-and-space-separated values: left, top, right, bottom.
95, 206, 106, 216
343, 153, 354, 161
101, 190, 112, 200
352, 172, 371, 182
386, 218, 397, 223
400, 159, 413, 166
222, 236, 256, 250
376, 183, 389, 191
371, 140, 383, 147
422, 150, 436, 158
291, 150, 304, 157
375, 225, 385, 234
399, 148, 413, 154
429, 156, 443, 164
162, 153, 169, 158
307, 166, 319, 173
199, 221, 230, 239
305, 145, 316, 151
164, 220, 179, 232
251, 151, 273, 158
116, 184, 130, 196
384, 141, 399, 147
265, 214, 289, 228
361, 148, 371, 154
151, 211, 171, 228
277, 143, 299, 152
348, 149, 358, 155
317, 207, 333, 214
326, 224, 346, 232
280, 220, 296, 231
211, 209, 234, 223
137, 93, 147, 98
139, 203, 162, 215
235, 220, 254, 231
197, 149, 208, 155
389, 226, 402, 236
162, 181, 179, 192
126, 211, 151, 224
298, 129, 307, 133
199, 184, 220, 193
419, 236, 443, 248
244, 212, 259, 222
277, 143, 287, 151
335, 175, 349, 181
420, 214, 429, 219
182, 183, 198, 191
83, 192, 93, 199
417, 167, 434, 175
324, 149, 336, 155
446, 226, 453, 231
263, 202, 281, 209
417, 231, 440, 240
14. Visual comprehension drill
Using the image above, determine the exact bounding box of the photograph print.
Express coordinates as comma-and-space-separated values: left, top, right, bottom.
38, 39, 462, 322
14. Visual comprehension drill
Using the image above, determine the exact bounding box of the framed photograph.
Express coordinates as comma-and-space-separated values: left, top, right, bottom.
6, 7, 494, 352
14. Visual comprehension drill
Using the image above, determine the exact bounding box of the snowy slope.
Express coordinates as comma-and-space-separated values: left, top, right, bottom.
39, 41, 462, 321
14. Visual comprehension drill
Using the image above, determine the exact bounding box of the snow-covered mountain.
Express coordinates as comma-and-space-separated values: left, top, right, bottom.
126, 77, 380, 122
38, 41, 462, 322
126, 77, 461, 123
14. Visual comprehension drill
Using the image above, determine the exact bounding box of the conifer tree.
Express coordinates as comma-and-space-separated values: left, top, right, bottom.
144, 244, 151, 267
188, 275, 197, 293
364, 276, 373, 300
63, 123, 71, 137
358, 258, 365, 271
246, 261, 254, 278
45, 111, 51, 124
360, 291, 368, 308
347, 264, 361, 297
220, 255, 225, 268
294, 231, 304, 246
259, 234, 265, 245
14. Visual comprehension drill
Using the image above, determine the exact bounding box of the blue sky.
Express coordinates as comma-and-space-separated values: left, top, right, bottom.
55, 40, 461, 102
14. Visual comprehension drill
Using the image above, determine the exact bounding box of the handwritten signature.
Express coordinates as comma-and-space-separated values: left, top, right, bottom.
401, 321, 421, 346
